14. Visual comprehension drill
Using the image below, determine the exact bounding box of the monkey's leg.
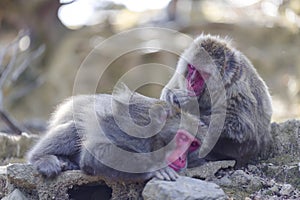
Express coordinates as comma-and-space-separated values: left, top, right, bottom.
27, 121, 81, 178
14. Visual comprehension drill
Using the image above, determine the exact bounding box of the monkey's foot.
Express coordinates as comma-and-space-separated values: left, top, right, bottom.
34, 155, 62, 178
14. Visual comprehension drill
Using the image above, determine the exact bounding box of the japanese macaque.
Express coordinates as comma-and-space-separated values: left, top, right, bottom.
161, 35, 273, 166
27, 84, 206, 181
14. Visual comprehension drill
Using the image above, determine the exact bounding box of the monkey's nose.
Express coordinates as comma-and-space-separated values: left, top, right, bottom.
179, 157, 185, 163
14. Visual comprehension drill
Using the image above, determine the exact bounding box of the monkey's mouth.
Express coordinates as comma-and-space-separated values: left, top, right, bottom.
169, 163, 183, 172
187, 66, 210, 97
187, 78, 205, 97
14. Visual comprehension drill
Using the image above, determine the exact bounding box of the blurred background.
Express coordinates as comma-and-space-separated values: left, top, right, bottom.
0, 0, 300, 134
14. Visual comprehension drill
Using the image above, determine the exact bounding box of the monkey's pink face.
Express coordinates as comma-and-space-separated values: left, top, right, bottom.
167, 130, 200, 171
186, 64, 210, 96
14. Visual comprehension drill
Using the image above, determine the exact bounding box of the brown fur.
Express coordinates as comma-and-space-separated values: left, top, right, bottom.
161, 34, 273, 166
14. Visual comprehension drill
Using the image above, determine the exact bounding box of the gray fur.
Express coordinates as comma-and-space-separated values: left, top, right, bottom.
161, 34, 273, 166
27, 84, 204, 181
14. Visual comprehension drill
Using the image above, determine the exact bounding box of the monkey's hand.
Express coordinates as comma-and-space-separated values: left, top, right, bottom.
58, 157, 80, 171
162, 88, 188, 107
33, 155, 62, 178
153, 167, 179, 181
161, 89, 198, 108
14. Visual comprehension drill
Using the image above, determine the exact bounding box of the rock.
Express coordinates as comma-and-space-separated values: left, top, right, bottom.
4, 163, 145, 200
142, 176, 227, 200
0, 119, 299, 199
0, 132, 39, 160
6, 164, 109, 199
269, 184, 280, 194
0, 166, 7, 199
215, 176, 232, 187
248, 176, 262, 191
213, 169, 264, 198
260, 162, 300, 190
259, 120, 300, 190
279, 184, 294, 196
251, 181, 300, 200
265, 179, 276, 187
269, 120, 300, 160
181, 160, 236, 180
231, 170, 251, 185
247, 165, 260, 175
2, 189, 28, 200
6, 164, 38, 190
227, 169, 262, 191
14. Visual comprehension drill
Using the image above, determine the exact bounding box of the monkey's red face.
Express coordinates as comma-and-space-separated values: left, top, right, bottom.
167, 130, 200, 171
186, 64, 210, 96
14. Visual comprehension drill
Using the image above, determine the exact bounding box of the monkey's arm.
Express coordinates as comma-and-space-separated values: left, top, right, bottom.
160, 70, 188, 104
79, 140, 178, 182
27, 121, 81, 178
160, 88, 202, 117
78, 113, 178, 181
160, 88, 186, 107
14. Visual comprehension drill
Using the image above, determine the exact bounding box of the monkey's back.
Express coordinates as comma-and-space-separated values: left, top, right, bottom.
202, 38, 273, 164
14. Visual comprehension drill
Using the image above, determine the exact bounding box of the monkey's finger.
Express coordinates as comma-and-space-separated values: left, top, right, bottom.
165, 168, 179, 181
160, 170, 171, 181
154, 171, 165, 180
165, 167, 179, 181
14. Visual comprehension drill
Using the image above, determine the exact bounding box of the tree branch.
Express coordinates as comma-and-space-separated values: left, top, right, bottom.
0, 40, 19, 88
0, 109, 22, 135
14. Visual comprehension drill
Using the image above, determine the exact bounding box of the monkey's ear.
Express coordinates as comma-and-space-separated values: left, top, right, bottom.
111, 83, 133, 115
112, 82, 133, 104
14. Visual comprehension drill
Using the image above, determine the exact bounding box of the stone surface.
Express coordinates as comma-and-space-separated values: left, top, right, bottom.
279, 184, 294, 196
269, 120, 300, 160
215, 169, 263, 193
211, 162, 300, 199
260, 120, 300, 190
0, 166, 7, 199
2, 189, 28, 200
142, 176, 227, 200
2, 163, 146, 200
260, 162, 300, 190
1, 120, 300, 199
181, 160, 236, 180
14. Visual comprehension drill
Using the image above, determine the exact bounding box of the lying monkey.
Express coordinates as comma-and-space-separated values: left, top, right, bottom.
27, 84, 207, 181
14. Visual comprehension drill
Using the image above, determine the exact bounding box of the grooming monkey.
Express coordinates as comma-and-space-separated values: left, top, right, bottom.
161, 35, 273, 166
27, 84, 206, 181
